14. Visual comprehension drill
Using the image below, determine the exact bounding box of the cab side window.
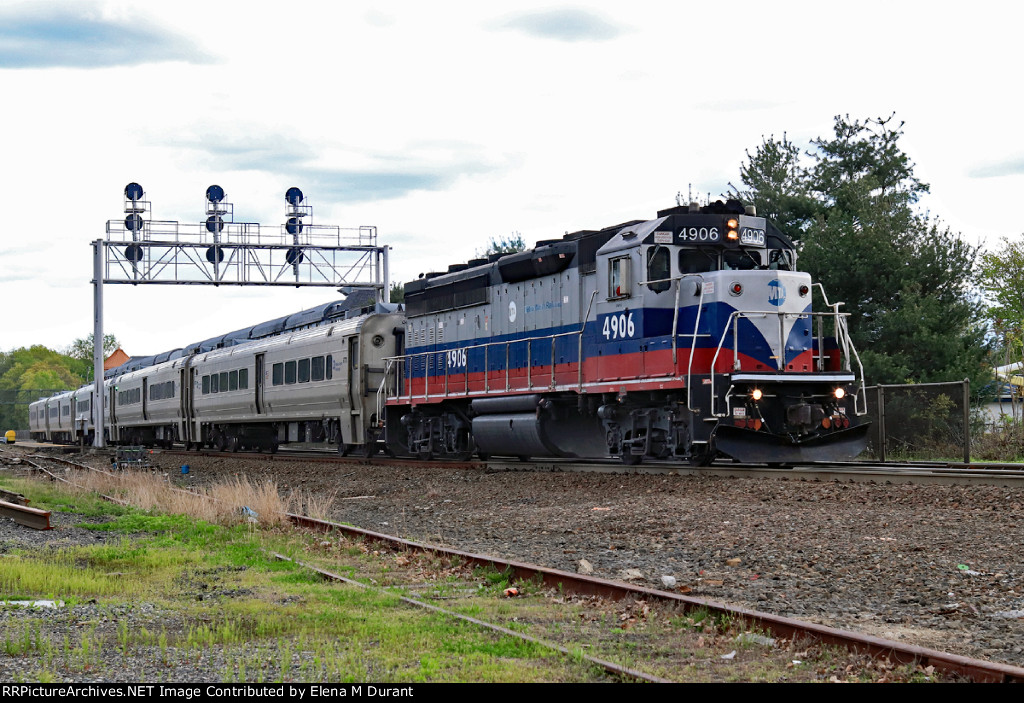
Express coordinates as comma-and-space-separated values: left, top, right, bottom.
646, 246, 670, 293
608, 257, 631, 299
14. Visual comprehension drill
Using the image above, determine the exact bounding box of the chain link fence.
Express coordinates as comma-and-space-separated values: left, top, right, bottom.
861, 380, 971, 462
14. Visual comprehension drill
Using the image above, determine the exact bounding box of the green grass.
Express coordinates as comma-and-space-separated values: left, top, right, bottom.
0, 472, 951, 684
0, 475, 599, 683
0, 477, 133, 518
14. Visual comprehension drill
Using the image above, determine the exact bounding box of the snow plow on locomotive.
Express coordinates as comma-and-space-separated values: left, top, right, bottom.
381, 199, 869, 464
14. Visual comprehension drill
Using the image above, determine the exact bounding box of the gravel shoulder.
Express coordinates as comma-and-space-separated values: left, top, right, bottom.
5, 444, 1023, 670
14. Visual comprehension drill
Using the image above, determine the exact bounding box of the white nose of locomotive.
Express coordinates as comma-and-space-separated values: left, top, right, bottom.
720, 270, 812, 313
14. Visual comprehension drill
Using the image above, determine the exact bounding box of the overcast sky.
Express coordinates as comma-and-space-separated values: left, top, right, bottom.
2, 1, 1021, 357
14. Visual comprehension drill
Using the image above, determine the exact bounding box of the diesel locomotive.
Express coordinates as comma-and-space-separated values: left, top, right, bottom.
382, 199, 869, 464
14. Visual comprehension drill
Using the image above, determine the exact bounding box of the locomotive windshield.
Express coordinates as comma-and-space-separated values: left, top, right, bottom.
676, 247, 796, 273
723, 250, 760, 270
678, 248, 718, 274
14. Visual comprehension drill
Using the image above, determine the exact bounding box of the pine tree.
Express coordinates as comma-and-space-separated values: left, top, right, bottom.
733, 114, 989, 388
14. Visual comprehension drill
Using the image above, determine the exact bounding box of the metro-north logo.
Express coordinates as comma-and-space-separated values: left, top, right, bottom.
767, 280, 786, 307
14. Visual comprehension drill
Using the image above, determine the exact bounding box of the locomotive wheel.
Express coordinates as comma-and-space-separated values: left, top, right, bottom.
689, 444, 715, 467
621, 451, 642, 466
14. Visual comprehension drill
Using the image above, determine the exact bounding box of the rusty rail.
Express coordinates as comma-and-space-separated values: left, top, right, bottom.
17, 451, 1024, 682
288, 512, 1024, 683
272, 553, 670, 683
0, 499, 52, 530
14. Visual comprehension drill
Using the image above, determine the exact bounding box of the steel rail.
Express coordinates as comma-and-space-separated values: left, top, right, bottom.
0, 499, 51, 530
158, 447, 1024, 477
286, 512, 1024, 683
22, 453, 667, 682
20, 457, 131, 506
271, 553, 670, 684
14, 451, 1024, 681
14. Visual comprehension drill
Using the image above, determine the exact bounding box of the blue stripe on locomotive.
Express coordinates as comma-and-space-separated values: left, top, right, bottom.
403, 302, 815, 379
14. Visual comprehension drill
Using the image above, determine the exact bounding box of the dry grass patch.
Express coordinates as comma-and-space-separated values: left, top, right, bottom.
57, 468, 293, 527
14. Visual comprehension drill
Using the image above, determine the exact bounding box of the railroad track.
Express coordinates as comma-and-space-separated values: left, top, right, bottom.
154, 446, 1024, 486
11, 451, 1024, 682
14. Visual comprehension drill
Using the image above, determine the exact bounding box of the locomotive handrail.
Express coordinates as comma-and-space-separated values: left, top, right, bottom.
812, 283, 869, 417
382, 328, 587, 405
638, 273, 707, 413
708, 308, 865, 418
380, 290, 602, 407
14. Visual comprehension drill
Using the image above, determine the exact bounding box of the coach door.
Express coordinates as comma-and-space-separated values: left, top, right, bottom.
108, 386, 118, 442
347, 337, 360, 441
187, 366, 198, 445
142, 378, 149, 421
255, 354, 265, 414
178, 368, 188, 443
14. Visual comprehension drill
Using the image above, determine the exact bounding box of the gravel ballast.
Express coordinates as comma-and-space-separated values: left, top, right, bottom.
3, 445, 1023, 673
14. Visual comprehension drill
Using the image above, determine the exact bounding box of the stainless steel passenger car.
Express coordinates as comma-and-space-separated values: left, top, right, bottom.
187, 312, 402, 453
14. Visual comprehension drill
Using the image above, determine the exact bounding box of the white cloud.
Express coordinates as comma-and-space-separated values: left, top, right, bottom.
1, 0, 1021, 354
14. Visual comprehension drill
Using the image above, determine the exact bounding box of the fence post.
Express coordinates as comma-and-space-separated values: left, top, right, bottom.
878, 385, 886, 463
963, 377, 971, 464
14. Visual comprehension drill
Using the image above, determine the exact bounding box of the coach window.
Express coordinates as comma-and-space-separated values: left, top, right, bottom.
646, 246, 671, 293
312, 356, 325, 382
298, 358, 311, 383
219, 372, 229, 393
229, 370, 238, 391
285, 360, 297, 384
326, 355, 334, 380
211, 374, 219, 393
272, 363, 284, 386
608, 257, 631, 299
239, 368, 248, 389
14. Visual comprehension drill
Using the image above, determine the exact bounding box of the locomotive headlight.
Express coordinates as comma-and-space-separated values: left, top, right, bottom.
751, 388, 763, 401
834, 387, 846, 400
727, 218, 739, 240
727, 218, 738, 229
799, 285, 809, 297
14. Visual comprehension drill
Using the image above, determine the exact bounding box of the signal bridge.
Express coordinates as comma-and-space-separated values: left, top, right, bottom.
91, 183, 390, 447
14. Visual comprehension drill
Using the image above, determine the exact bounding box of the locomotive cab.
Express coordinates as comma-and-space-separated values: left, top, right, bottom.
591, 199, 868, 464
